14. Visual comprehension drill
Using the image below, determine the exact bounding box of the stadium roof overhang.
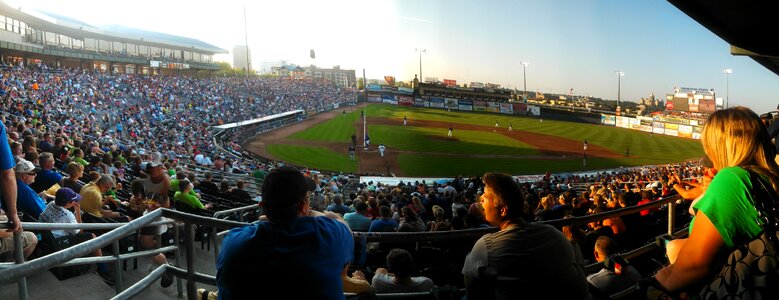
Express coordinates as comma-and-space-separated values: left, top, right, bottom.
0, 1, 227, 55
668, 0, 779, 76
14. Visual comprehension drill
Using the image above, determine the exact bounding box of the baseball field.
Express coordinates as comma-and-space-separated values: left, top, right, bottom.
244, 103, 704, 177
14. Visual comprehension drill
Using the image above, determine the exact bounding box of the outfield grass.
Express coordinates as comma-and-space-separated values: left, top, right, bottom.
289, 110, 359, 142
368, 125, 539, 155
266, 144, 357, 172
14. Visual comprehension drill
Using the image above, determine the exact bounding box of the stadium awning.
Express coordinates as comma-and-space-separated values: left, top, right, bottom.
668, 0, 779, 76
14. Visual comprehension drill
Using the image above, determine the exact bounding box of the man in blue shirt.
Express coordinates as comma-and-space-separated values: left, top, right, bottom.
344, 201, 372, 231
14, 160, 46, 219
30, 152, 62, 193
0, 122, 21, 233
217, 166, 354, 299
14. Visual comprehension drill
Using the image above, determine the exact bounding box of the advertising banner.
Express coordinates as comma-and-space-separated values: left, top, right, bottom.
629, 118, 641, 129
692, 133, 702, 139
445, 98, 458, 109
457, 99, 473, 111
689, 103, 699, 112
397, 87, 414, 94
665, 129, 679, 136
601, 114, 616, 126
399, 96, 413, 106
513, 103, 527, 115
473, 100, 487, 112
382, 94, 398, 105
616, 116, 630, 128
414, 97, 427, 107
381, 85, 397, 92
429, 97, 445, 108
487, 101, 500, 113
640, 125, 653, 132
500, 103, 513, 114
367, 93, 381, 103
366, 84, 382, 92
653, 122, 665, 134
678, 125, 693, 134
664, 123, 679, 131
443, 79, 457, 87
527, 105, 541, 116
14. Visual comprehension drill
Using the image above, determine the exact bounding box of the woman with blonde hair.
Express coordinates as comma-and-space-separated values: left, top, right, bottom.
652, 107, 779, 298
427, 205, 451, 231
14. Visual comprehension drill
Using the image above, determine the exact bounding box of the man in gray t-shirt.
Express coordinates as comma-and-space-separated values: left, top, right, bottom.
462, 172, 591, 300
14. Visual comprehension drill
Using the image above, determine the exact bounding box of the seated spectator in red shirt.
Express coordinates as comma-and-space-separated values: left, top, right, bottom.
637, 190, 659, 216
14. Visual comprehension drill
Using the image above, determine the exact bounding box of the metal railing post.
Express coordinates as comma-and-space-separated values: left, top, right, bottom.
212, 227, 219, 263
667, 200, 676, 236
175, 223, 183, 297
13, 232, 28, 300
184, 222, 196, 300
112, 239, 123, 294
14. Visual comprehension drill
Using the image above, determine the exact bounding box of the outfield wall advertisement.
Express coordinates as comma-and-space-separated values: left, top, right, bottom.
527, 105, 540, 116
414, 97, 427, 107
429, 97, 445, 108
445, 98, 458, 109
398, 96, 413, 106
615, 116, 630, 128
513, 103, 527, 115
600, 114, 702, 140
382, 94, 398, 105
487, 101, 500, 113
457, 99, 473, 111
601, 114, 616, 126
500, 103, 513, 114
473, 100, 487, 112
367, 93, 381, 103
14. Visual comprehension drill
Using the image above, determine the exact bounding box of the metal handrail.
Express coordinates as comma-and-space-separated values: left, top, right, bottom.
0, 210, 163, 283
584, 227, 689, 274
212, 203, 259, 221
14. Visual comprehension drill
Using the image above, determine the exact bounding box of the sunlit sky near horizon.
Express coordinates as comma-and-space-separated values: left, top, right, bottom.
11, 0, 779, 113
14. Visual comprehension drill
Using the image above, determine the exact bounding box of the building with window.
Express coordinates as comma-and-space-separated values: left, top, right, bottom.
232, 45, 251, 72
0, 1, 227, 74
272, 64, 356, 87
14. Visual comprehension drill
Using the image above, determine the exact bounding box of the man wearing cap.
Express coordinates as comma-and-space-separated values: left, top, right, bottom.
14, 159, 46, 219
217, 166, 354, 299
39, 187, 114, 284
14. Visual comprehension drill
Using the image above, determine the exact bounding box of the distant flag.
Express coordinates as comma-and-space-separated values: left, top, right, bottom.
569, 88, 573, 95
310, 49, 316, 59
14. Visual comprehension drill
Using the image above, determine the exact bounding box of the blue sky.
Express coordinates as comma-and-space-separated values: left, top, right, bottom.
16, 0, 778, 113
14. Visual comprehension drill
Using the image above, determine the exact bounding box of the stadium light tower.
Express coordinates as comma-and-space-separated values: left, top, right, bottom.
520, 61, 529, 100
723, 68, 732, 108
415, 48, 426, 82
615, 71, 624, 110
